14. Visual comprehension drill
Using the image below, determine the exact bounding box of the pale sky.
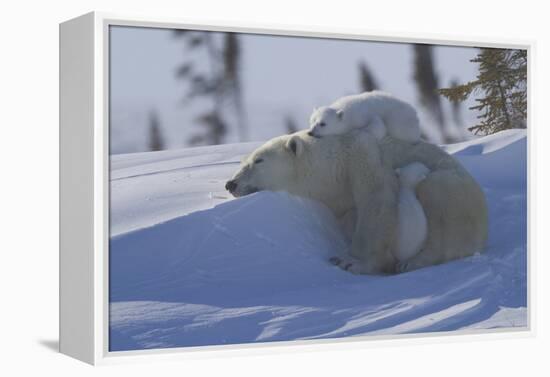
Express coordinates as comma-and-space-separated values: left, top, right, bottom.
110, 25, 481, 154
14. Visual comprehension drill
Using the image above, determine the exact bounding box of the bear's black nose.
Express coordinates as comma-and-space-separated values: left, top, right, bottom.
308, 131, 321, 139
225, 180, 238, 192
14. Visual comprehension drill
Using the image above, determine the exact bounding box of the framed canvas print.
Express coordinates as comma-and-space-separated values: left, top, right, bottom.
59, 12, 531, 365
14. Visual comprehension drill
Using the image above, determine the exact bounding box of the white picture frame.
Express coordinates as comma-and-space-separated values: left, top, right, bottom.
59, 11, 533, 365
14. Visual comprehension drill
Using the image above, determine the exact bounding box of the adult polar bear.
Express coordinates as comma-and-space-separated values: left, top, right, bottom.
225, 130, 488, 274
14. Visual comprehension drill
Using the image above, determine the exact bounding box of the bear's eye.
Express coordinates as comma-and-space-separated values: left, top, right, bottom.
254, 158, 264, 164
319, 122, 326, 127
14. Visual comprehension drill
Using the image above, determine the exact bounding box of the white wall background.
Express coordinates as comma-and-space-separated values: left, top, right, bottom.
1, 0, 548, 376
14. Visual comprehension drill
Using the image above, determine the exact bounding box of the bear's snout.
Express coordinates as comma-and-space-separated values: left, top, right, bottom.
225, 180, 238, 193
308, 131, 321, 138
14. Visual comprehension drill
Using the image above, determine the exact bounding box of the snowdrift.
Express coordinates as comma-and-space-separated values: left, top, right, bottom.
109, 129, 527, 351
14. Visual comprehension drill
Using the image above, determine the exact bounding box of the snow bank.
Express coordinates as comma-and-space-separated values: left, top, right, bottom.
109, 129, 528, 351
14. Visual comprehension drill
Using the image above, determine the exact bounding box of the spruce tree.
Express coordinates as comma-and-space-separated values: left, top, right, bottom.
148, 109, 164, 152
284, 115, 298, 134
357, 60, 379, 92
439, 48, 527, 135
412, 44, 455, 142
448, 78, 464, 129
223, 33, 248, 142
174, 30, 248, 146
174, 30, 225, 146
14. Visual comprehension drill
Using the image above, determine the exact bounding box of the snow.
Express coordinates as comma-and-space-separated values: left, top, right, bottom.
461, 306, 528, 330
109, 129, 527, 352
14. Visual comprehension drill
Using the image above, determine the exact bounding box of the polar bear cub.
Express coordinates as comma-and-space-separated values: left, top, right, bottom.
394, 162, 430, 263
308, 91, 421, 143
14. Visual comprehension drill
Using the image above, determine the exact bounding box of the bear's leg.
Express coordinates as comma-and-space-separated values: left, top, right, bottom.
337, 209, 357, 242
395, 248, 446, 273
331, 256, 395, 275
366, 116, 387, 140
344, 133, 400, 274
349, 200, 398, 274
329, 255, 364, 274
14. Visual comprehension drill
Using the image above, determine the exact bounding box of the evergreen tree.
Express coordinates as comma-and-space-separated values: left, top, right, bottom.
222, 33, 249, 142
439, 48, 527, 135
412, 44, 453, 142
174, 30, 248, 146
357, 60, 379, 92
187, 112, 226, 146
448, 78, 464, 129
148, 109, 164, 152
284, 115, 298, 134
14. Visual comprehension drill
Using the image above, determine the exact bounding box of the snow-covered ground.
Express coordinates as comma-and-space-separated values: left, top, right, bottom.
109, 129, 527, 352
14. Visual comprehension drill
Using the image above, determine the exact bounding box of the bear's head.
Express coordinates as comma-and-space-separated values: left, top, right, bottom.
395, 162, 430, 189
225, 134, 306, 197
308, 106, 344, 138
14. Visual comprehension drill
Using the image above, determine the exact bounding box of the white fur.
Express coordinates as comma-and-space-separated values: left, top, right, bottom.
228, 130, 488, 274
309, 91, 420, 143
394, 162, 430, 262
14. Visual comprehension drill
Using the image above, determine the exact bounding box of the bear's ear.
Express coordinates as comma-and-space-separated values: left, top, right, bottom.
336, 109, 344, 120
285, 136, 303, 157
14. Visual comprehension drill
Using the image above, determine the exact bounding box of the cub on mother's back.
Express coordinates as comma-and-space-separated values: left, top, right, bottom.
308, 91, 421, 143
